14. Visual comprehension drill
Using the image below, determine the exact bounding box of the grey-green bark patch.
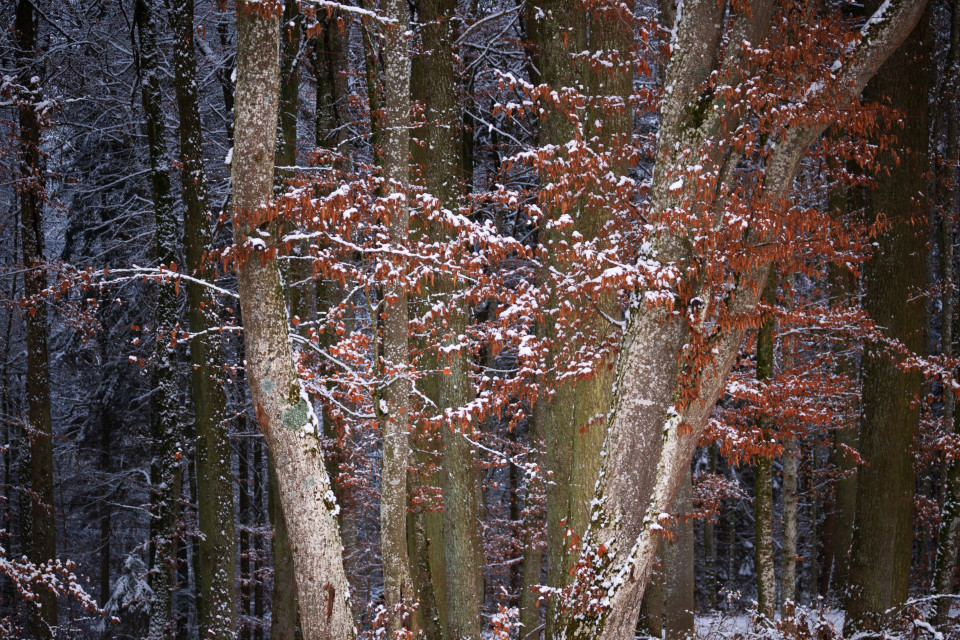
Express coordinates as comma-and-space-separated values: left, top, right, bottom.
282, 398, 309, 432
261, 377, 275, 395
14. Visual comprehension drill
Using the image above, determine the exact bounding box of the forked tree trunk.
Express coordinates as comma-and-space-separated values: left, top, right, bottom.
232, 3, 354, 639
14, 1, 57, 636
165, 0, 236, 635
552, 3, 928, 639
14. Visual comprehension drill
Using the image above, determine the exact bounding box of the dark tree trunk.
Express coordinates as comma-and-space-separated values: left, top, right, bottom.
165, 1, 237, 635
15, 1, 57, 635
845, 4, 930, 633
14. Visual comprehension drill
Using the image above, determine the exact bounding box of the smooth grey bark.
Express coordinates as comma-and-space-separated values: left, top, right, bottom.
553, 3, 929, 639
231, 3, 354, 639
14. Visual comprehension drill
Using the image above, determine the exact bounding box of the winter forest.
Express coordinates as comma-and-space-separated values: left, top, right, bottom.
3, 0, 960, 638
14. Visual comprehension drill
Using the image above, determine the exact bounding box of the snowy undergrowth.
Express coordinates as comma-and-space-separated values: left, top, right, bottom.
634, 599, 960, 640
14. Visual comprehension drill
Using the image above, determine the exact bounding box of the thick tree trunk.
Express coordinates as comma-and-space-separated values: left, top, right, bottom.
524, 6, 587, 631
551, 3, 928, 639
410, 0, 484, 636
165, 1, 237, 636
134, 0, 183, 636
845, 5, 930, 634
14, 2, 57, 636
272, 2, 306, 635
523, 1, 631, 634
935, 0, 960, 624
269, 461, 301, 640
232, 4, 355, 640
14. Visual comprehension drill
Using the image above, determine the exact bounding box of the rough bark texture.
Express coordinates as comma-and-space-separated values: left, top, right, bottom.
232, 3, 355, 639
845, 5, 929, 633
754, 271, 777, 623
935, 0, 960, 622
703, 446, 718, 608
782, 439, 799, 606
410, 0, 484, 636
662, 468, 695, 638
551, 3, 928, 639
14, 1, 57, 636
134, 0, 183, 635
523, 1, 631, 634
522, 7, 587, 631
165, 0, 237, 635
272, 1, 306, 634
376, 0, 418, 632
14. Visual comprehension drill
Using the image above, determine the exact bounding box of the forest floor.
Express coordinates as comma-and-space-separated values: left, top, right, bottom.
682, 604, 960, 639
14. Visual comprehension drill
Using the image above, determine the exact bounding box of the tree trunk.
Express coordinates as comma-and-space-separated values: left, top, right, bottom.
754, 460, 775, 622
523, 1, 631, 633
272, 2, 307, 635
781, 439, 799, 605
935, 0, 960, 624
134, 0, 183, 636
636, 563, 662, 639
165, 0, 236, 636
376, 0, 418, 632
269, 460, 301, 640
552, 3, 928, 639
518, 418, 545, 639
754, 270, 777, 623
845, 5, 930, 633
14, 1, 57, 636
703, 446, 718, 609
239, 435, 252, 640
410, 0, 484, 636
231, 3, 355, 640
663, 467, 695, 638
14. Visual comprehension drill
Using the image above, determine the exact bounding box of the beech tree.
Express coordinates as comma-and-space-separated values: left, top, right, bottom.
553, 2, 928, 638
4, 0, 960, 639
